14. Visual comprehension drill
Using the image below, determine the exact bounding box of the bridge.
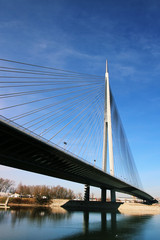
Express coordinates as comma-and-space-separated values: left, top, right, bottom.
0, 58, 157, 203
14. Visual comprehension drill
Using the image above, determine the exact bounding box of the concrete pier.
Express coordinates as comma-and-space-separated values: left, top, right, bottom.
111, 190, 116, 202
84, 184, 90, 201
101, 188, 106, 202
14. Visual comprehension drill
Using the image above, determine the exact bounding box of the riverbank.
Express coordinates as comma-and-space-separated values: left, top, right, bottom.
1, 197, 160, 215
119, 203, 160, 215
0, 197, 50, 208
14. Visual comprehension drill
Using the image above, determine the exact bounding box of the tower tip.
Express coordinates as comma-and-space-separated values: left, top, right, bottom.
106, 60, 108, 73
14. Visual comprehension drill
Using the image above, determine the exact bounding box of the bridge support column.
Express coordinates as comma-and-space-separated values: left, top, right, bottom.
101, 188, 106, 202
84, 184, 90, 201
111, 189, 116, 202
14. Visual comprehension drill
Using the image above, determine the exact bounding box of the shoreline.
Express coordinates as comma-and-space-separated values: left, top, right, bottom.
1, 199, 160, 215
118, 202, 160, 215
7, 203, 50, 208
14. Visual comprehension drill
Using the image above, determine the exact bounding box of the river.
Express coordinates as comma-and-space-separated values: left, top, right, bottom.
0, 207, 160, 240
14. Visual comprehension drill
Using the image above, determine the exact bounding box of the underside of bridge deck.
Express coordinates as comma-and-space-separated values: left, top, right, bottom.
0, 118, 157, 203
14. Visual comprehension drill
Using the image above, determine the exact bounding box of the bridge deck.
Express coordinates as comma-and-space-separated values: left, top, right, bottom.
0, 117, 156, 203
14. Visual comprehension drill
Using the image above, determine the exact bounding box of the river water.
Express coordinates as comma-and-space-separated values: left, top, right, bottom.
0, 207, 160, 240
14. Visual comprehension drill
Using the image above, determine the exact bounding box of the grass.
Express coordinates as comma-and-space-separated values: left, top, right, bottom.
0, 197, 7, 203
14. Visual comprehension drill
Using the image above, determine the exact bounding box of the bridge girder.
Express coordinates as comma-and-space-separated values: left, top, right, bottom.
0, 118, 157, 203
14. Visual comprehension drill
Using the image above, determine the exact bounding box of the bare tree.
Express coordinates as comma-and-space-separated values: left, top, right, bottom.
0, 178, 15, 192
15, 182, 75, 199
76, 192, 83, 200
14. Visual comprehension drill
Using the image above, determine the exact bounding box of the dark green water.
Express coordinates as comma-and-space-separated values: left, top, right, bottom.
0, 207, 160, 240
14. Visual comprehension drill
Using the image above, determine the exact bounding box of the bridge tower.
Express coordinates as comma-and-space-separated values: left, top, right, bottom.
84, 60, 116, 203
102, 60, 115, 202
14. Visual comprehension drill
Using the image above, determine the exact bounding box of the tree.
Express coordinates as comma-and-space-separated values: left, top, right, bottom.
16, 183, 24, 195
15, 182, 75, 199
0, 178, 15, 192
76, 192, 83, 200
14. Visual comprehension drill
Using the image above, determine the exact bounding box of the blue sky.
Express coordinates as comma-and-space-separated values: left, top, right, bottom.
0, 0, 160, 198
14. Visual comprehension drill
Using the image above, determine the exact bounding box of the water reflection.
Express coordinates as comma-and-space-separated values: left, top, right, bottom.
0, 207, 71, 227
0, 207, 158, 240
60, 211, 153, 240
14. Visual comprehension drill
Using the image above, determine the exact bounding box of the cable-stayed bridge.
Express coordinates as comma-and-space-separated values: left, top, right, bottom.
0, 58, 156, 203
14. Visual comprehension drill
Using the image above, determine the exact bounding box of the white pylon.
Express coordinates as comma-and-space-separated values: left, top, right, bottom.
102, 60, 114, 176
